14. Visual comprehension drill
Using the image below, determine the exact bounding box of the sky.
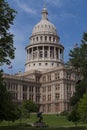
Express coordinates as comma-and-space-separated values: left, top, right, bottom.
1, 0, 87, 74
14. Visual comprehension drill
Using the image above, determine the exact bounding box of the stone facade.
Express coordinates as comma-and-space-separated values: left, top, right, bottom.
3, 7, 76, 114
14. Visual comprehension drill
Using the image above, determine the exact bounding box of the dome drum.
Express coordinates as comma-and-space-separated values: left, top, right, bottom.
25, 61, 63, 72
30, 34, 60, 44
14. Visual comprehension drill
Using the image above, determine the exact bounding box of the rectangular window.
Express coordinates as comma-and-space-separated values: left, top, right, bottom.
23, 85, 27, 91
55, 72, 60, 80
44, 50, 48, 58
47, 74, 51, 81
48, 85, 51, 91
48, 94, 51, 101
42, 87, 46, 92
42, 95, 46, 101
55, 93, 60, 100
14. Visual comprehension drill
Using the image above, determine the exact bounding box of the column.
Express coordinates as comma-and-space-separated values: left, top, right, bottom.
58, 49, 60, 60
32, 47, 34, 60
37, 46, 39, 59
48, 46, 50, 59
54, 47, 56, 59
27, 86, 29, 100
33, 86, 36, 102
43, 46, 44, 59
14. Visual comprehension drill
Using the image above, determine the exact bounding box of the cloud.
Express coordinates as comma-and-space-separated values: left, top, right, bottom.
59, 12, 76, 21
14, 0, 37, 14
46, 0, 63, 7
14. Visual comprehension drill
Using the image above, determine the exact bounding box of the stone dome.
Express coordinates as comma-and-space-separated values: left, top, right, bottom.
32, 7, 57, 35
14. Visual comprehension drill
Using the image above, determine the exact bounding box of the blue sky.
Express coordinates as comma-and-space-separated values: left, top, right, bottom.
1, 0, 87, 74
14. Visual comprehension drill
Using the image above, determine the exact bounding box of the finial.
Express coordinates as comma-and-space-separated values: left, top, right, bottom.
41, 1, 48, 20
43, 0, 46, 8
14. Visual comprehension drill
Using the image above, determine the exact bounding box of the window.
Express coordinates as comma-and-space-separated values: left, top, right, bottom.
42, 76, 46, 82
44, 50, 48, 58
39, 50, 43, 58
23, 85, 27, 91
52, 63, 54, 66
29, 86, 33, 92
45, 36, 47, 41
55, 93, 60, 100
48, 94, 51, 101
36, 37, 38, 41
42, 87, 46, 92
49, 37, 51, 42
39, 63, 41, 66
40, 36, 42, 41
55, 72, 60, 80
29, 95, 33, 100
42, 95, 46, 101
55, 84, 60, 90
36, 87, 40, 93
12, 92, 18, 100
67, 73, 71, 79
53, 37, 55, 42
47, 74, 51, 81
48, 85, 51, 91
45, 63, 48, 66
33, 38, 35, 41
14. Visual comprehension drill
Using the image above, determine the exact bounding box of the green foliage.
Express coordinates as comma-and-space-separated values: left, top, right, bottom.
69, 32, 87, 77
0, 71, 21, 122
0, 70, 10, 121
70, 78, 87, 106
67, 108, 80, 126
0, 0, 19, 123
0, 0, 17, 65
68, 32, 87, 124
78, 93, 87, 122
5, 103, 21, 122
69, 32, 87, 107
60, 111, 69, 116
21, 100, 39, 118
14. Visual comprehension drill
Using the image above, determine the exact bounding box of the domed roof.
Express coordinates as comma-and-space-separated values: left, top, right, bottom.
32, 7, 57, 35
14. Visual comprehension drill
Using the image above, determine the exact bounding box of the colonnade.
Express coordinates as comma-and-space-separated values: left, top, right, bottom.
26, 45, 64, 61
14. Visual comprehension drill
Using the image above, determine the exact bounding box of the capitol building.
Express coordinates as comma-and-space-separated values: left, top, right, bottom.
3, 7, 76, 114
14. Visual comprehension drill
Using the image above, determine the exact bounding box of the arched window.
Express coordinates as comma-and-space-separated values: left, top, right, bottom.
36, 37, 38, 41
53, 37, 55, 42
49, 37, 51, 42
40, 36, 42, 41
45, 36, 47, 41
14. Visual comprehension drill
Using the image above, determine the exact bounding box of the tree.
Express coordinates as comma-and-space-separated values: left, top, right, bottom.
0, 70, 11, 121
70, 78, 87, 106
5, 103, 21, 122
69, 32, 87, 106
69, 32, 87, 78
0, 0, 17, 122
22, 100, 39, 118
0, 0, 17, 65
78, 93, 87, 122
67, 107, 80, 127
0, 71, 21, 122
